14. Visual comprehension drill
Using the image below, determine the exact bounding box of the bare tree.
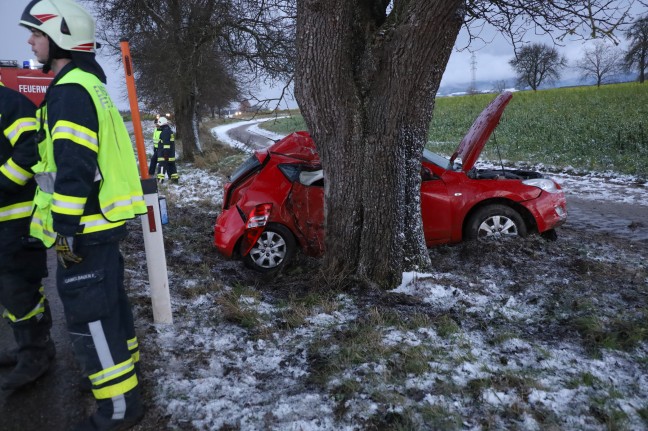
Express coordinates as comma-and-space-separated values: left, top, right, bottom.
295, 1, 636, 289
509, 43, 568, 90
87, 0, 295, 161
493, 79, 508, 92
196, 56, 240, 119
624, 16, 648, 83
575, 40, 623, 87
239, 100, 252, 113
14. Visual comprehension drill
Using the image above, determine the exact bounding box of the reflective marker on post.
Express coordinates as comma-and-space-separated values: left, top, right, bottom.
158, 196, 169, 225
146, 205, 157, 232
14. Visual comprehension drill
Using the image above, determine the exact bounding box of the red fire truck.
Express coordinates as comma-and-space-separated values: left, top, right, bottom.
0, 60, 54, 105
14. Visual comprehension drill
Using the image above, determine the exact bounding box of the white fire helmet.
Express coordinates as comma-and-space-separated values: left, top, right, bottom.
20, 0, 97, 53
157, 117, 169, 126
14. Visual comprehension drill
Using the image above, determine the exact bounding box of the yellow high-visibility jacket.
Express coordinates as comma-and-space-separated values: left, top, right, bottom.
30, 66, 146, 247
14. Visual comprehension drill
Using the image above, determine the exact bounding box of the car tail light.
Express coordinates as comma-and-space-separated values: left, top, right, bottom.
240, 203, 273, 256
246, 203, 273, 228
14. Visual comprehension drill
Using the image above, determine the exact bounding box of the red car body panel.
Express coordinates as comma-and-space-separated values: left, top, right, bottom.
270, 130, 319, 162
284, 182, 325, 255
214, 205, 246, 258
451, 92, 513, 171
521, 191, 567, 233
214, 92, 567, 262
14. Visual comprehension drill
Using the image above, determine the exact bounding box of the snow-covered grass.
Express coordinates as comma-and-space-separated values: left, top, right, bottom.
123, 123, 648, 430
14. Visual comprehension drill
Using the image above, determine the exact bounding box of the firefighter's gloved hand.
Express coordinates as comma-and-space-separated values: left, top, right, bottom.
55, 234, 83, 268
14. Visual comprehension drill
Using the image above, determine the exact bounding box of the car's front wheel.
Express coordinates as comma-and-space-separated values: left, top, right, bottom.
465, 204, 527, 241
242, 223, 296, 273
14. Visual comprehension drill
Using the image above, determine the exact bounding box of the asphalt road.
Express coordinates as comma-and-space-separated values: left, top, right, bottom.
226, 122, 280, 150
0, 250, 94, 431
565, 195, 648, 243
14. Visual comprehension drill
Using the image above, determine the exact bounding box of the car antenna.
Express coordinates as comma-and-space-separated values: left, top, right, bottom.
493, 130, 506, 175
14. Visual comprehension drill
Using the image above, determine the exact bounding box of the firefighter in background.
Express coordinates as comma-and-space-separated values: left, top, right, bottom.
147, 118, 161, 176
20, 0, 147, 429
155, 116, 179, 183
0, 82, 53, 391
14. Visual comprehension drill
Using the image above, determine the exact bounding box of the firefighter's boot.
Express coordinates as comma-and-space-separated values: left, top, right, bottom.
1, 308, 55, 390
72, 385, 145, 431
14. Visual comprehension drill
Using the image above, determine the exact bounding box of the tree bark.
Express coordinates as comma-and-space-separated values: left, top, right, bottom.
295, 0, 462, 288
175, 89, 196, 162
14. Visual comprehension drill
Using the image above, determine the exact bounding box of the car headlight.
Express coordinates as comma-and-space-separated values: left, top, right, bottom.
522, 178, 560, 193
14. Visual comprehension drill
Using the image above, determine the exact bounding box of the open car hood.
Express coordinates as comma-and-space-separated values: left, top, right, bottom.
449, 91, 513, 172
268, 131, 320, 163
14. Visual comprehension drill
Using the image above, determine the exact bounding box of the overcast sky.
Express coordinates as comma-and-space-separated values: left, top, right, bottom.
2, 1, 646, 109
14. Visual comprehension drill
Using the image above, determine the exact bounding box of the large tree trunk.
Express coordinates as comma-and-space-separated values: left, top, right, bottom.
175, 90, 196, 162
295, 0, 463, 288
174, 61, 201, 162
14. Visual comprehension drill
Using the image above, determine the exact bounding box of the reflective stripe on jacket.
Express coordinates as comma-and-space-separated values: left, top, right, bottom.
0, 82, 38, 224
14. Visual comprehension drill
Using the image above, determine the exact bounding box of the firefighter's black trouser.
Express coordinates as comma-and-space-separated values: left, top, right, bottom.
0, 222, 48, 327
148, 147, 158, 176
156, 158, 178, 181
57, 240, 141, 421
156, 142, 179, 181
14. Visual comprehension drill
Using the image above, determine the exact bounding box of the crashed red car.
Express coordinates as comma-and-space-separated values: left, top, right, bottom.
213, 92, 567, 272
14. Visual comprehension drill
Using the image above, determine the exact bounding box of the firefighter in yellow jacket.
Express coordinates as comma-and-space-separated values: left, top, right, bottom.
147, 118, 161, 176
21, 0, 147, 429
0, 82, 53, 391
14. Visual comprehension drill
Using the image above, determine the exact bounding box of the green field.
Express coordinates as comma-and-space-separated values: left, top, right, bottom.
262, 83, 648, 177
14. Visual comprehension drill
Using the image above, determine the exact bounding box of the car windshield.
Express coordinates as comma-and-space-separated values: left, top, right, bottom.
422, 148, 455, 170
229, 155, 261, 183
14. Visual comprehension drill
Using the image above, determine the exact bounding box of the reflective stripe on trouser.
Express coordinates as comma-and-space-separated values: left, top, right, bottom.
2, 286, 46, 323
0, 224, 48, 323
57, 241, 140, 421
157, 160, 178, 180
127, 336, 140, 364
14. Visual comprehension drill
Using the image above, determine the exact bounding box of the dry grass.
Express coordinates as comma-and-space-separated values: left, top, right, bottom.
194, 119, 248, 175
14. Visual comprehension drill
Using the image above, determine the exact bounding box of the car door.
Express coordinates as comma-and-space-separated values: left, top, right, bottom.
420, 167, 453, 245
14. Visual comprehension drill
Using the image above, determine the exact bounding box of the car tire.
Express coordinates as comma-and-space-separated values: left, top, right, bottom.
465, 204, 527, 241
242, 223, 296, 273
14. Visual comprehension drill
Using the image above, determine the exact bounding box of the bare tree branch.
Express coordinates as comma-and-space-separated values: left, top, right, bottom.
84, 0, 296, 160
